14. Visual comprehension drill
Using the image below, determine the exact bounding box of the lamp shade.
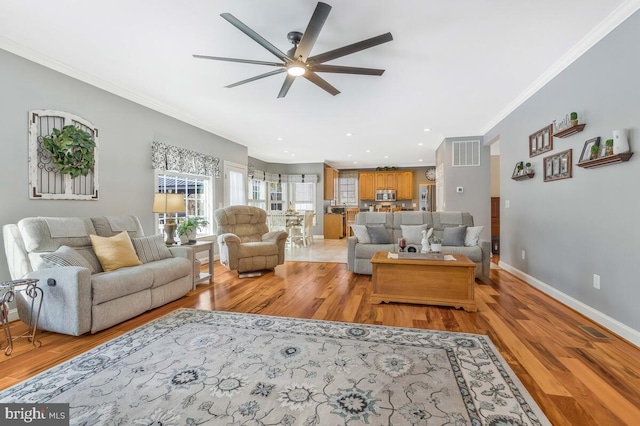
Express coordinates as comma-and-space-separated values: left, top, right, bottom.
152, 193, 186, 214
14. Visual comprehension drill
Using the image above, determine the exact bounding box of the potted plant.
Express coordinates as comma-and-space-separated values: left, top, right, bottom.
605, 139, 614, 156
590, 144, 600, 160
429, 236, 443, 253
177, 216, 209, 244
39, 125, 96, 178
516, 163, 524, 175
570, 112, 578, 127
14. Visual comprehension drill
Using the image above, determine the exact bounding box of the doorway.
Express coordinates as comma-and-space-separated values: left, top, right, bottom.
223, 161, 247, 207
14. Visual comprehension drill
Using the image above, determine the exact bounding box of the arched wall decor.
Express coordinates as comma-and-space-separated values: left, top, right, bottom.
29, 110, 99, 200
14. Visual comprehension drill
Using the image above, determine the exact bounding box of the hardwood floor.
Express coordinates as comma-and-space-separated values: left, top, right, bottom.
2, 260, 639, 425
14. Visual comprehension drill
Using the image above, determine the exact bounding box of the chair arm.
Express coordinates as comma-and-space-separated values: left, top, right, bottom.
479, 239, 491, 278
347, 236, 358, 271
217, 233, 240, 270
262, 231, 288, 244
23, 266, 92, 336
218, 233, 241, 245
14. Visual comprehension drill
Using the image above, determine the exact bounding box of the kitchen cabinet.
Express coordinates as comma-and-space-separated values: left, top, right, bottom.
324, 166, 338, 200
359, 172, 375, 200
375, 172, 396, 190
324, 214, 344, 239
396, 171, 413, 200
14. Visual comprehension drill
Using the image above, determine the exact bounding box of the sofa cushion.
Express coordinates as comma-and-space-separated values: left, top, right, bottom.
90, 231, 142, 272
464, 226, 484, 247
400, 224, 429, 244
90, 216, 145, 238
41, 245, 95, 273
351, 225, 371, 243
367, 224, 392, 244
18, 217, 96, 252
131, 235, 173, 263
442, 226, 467, 246
140, 257, 191, 288
91, 266, 154, 305
237, 242, 279, 258
355, 243, 395, 259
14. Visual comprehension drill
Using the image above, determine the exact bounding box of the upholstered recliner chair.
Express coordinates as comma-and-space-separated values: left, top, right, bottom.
214, 206, 288, 274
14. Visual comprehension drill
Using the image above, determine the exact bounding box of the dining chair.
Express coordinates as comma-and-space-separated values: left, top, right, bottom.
345, 208, 359, 237
301, 210, 315, 246
268, 211, 287, 232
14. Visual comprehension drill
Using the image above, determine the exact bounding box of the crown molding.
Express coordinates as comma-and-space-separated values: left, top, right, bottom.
0, 36, 238, 144
481, 0, 640, 135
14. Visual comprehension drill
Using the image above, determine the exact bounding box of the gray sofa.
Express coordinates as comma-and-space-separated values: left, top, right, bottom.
3, 215, 193, 335
347, 211, 490, 279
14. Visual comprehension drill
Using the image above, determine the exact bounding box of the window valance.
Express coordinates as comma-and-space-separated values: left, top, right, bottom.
152, 141, 220, 177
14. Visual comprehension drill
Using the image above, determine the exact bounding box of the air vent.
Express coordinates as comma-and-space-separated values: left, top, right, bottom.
578, 325, 611, 340
452, 140, 481, 167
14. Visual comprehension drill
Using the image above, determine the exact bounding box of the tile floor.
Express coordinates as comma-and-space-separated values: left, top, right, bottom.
285, 237, 348, 263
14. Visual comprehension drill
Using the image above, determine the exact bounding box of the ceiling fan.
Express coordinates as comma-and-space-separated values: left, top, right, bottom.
193, 2, 393, 98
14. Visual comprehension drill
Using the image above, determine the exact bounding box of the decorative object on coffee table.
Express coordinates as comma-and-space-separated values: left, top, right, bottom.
429, 236, 443, 253
152, 193, 186, 245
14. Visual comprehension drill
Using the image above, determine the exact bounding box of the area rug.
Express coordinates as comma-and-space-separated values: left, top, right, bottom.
0, 309, 551, 425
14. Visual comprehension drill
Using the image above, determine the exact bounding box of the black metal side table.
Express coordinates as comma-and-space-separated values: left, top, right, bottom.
0, 278, 43, 355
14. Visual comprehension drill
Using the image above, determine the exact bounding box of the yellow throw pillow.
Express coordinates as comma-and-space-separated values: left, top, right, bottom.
90, 231, 142, 272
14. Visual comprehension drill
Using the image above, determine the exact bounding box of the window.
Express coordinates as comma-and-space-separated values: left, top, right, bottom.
268, 182, 285, 211
156, 172, 213, 236
224, 161, 247, 206
337, 171, 358, 206
292, 183, 314, 211
248, 179, 266, 210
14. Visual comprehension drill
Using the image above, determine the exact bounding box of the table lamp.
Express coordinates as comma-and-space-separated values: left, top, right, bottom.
152, 193, 185, 245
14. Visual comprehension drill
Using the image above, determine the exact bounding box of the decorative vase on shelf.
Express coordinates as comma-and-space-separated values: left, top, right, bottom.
612, 129, 629, 155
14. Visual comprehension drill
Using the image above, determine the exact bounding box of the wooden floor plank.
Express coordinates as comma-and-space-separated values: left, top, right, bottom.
0, 260, 638, 425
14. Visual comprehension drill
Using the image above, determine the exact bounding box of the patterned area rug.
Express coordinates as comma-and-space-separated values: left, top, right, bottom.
0, 309, 550, 425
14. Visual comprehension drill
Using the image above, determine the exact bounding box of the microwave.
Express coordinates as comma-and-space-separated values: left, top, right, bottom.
375, 190, 396, 201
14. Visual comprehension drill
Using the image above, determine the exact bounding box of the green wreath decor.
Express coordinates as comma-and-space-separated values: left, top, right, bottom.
40, 125, 96, 178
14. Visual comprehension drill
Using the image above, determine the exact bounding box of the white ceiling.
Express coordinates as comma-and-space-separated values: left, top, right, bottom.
1, 1, 637, 169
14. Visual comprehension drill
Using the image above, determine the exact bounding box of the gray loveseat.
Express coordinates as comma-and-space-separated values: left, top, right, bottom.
347, 211, 490, 279
3, 215, 193, 335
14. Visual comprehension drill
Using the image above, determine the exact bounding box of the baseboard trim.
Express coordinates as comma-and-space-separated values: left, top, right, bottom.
499, 261, 640, 348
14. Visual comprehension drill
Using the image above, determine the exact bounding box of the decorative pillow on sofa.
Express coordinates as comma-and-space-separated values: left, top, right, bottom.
366, 224, 392, 244
400, 224, 429, 244
41, 245, 95, 273
351, 225, 371, 243
442, 226, 467, 246
131, 234, 173, 263
90, 231, 142, 272
464, 226, 484, 247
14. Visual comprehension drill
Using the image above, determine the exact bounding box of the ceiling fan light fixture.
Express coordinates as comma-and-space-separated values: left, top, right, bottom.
287, 63, 306, 76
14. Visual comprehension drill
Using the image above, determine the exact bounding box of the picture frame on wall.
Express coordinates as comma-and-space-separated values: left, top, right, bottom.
529, 124, 554, 157
578, 137, 601, 163
543, 149, 572, 182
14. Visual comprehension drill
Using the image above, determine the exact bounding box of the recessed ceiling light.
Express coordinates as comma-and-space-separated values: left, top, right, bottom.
418, 142, 423, 146
384, 155, 389, 159
365, 149, 371, 153
353, 161, 358, 164
424, 128, 431, 132
291, 153, 295, 157
284, 150, 288, 153
346, 133, 352, 137
418, 159, 423, 162
277, 137, 283, 141
347, 154, 352, 157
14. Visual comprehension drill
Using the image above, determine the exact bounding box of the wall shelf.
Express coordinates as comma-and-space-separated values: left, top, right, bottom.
577, 152, 633, 169
512, 172, 535, 181
554, 123, 586, 138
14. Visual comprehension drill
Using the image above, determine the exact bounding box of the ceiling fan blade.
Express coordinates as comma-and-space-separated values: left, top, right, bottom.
303, 71, 340, 96
193, 54, 283, 67
294, 2, 331, 62
308, 32, 393, 64
277, 74, 296, 98
225, 69, 286, 88
220, 13, 291, 62
311, 64, 385, 76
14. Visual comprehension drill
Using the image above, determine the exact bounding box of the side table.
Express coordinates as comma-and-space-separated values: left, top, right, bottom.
182, 241, 214, 290
0, 279, 43, 356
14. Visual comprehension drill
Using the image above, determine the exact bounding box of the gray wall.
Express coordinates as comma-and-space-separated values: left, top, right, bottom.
0, 49, 247, 281
484, 10, 640, 336
435, 137, 491, 242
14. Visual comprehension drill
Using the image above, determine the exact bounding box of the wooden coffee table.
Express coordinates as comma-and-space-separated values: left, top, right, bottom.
370, 251, 477, 312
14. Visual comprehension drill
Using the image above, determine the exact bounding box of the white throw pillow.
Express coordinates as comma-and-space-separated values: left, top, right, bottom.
351, 225, 370, 243
464, 226, 484, 247
400, 224, 429, 244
